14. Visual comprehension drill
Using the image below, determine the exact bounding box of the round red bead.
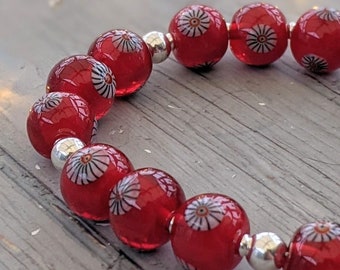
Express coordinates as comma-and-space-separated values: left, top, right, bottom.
290, 8, 340, 73
27, 92, 94, 158
60, 144, 134, 221
168, 5, 228, 69
285, 221, 340, 270
229, 3, 288, 66
109, 168, 186, 251
46, 55, 116, 119
88, 29, 152, 97
170, 193, 250, 270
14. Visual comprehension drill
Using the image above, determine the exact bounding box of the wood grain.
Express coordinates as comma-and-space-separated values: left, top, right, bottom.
0, 0, 339, 269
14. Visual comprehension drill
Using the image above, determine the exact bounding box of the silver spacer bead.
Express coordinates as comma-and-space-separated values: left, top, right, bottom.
51, 137, 85, 171
240, 232, 287, 270
143, 31, 172, 63
288, 22, 296, 39
239, 234, 253, 256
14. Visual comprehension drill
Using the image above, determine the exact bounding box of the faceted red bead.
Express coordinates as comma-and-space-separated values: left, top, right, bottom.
229, 3, 288, 66
109, 168, 186, 251
88, 29, 152, 97
46, 55, 116, 119
60, 144, 134, 221
168, 5, 228, 69
170, 193, 250, 270
285, 221, 340, 270
290, 8, 340, 73
26, 92, 94, 158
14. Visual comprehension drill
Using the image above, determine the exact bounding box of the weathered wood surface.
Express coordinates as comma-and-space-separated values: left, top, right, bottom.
0, 0, 339, 269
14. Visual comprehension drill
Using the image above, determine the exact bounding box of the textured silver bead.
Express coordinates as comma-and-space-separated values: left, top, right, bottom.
51, 137, 85, 170
143, 31, 172, 63
240, 232, 287, 270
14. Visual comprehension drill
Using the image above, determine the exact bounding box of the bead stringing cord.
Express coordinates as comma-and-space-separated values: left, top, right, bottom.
26, 2, 340, 270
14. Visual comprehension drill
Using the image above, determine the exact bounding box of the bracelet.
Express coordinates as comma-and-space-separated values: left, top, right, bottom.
26, 3, 340, 270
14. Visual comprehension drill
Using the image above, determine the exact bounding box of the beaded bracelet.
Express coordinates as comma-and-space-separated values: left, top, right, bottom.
26, 3, 340, 270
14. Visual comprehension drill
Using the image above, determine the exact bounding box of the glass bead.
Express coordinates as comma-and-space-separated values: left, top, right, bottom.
26, 92, 94, 158
60, 144, 134, 221
290, 8, 340, 73
284, 221, 340, 270
229, 3, 288, 66
46, 55, 115, 119
170, 193, 250, 270
109, 168, 186, 251
168, 5, 228, 69
88, 29, 152, 97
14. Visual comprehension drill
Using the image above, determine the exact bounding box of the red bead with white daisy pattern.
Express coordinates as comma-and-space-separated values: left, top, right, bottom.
290, 8, 340, 73
88, 29, 152, 97
46, 55, 116, 119
284, 221, 340, 270
229, 3, 288, 66
60, 144, 134, 221
168, 5, 228, 69
109, 168, 186, 251
26, 92, 94, 158
170, 193, 250, 270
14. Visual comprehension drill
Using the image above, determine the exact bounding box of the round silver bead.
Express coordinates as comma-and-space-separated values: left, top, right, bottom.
51, 137, 85, 170
143, 31, 172, 63
240, 232, 287, 270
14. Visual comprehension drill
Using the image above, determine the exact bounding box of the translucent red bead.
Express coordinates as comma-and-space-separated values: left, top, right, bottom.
168, 5, 228, 69
109, 168, 186, 250
46, 55, 115, 119
26, 92, 94, 158
229, 3, 288, 66
60, 144, 134, 221
88, 29, 152, 97
290, 8, 340, 73
285, 221, 340, 270
170, 193, 250, 270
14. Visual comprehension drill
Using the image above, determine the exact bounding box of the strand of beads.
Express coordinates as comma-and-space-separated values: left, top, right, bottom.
26, 2, 340, 270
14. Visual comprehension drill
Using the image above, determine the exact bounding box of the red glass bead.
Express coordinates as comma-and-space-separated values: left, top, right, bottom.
229, 3, 288, 66
60, 144, 134, 221
284, 221, 340, 270
168, 5, 228, 69
88, 29, 152, 97
290, 8, 340, 73
170, 193, 250, 270
46, 55, 116, 119
27, 92, 94, 158
109, 168, 186, 251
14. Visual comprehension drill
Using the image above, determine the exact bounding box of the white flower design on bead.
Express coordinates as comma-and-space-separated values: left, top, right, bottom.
246, 24, 277, 53
154, 171, 177, 197
301, 221, 340, 242
138, 168, 156, 176
185, 196, 225, 231
138, 168, 177, 197
66, 147, 109, 185
33, 92, 62, 113
112, 30, 142, 52
177, 6, 210, 37
91, 62, 116, 98
302, 54, 328, 73
109, 173, 141, 215
106, 147, 129, 172
91, 119, 98, 143
316, 8, 340, 21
